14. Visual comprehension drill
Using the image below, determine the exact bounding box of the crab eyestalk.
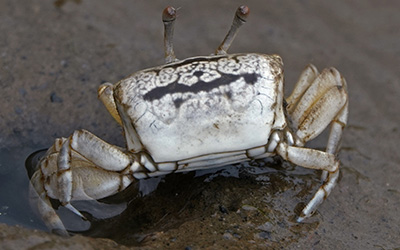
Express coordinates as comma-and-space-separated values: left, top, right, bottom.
215, 5, 249, 55
163, 6, 177, 63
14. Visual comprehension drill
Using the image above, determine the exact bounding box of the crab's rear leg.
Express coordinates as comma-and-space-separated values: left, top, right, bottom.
276, 142, 341, 222
283, 66, 348, 221
30, 130, 139, 235
286, 66, 348, 147
288, 66, 349, 176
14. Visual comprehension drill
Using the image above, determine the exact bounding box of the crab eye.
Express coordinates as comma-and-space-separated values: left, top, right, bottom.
162, 6, 176, 22
236, 5, 250, 22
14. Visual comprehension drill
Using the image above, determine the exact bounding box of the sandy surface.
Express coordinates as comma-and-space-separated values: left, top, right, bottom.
1, 0, 399, 249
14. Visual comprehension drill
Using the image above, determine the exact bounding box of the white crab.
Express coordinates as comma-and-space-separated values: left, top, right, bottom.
29, 6, 348, 236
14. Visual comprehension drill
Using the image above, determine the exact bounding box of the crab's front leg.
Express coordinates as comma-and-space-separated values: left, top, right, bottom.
281, 65, 348, 221
98, 83, 122, 126
29, 130, 139, 236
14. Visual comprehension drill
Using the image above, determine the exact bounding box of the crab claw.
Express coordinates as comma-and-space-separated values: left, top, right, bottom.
26, 131, 139, 236
29, 168, 70, 236
26, 139, 75, 236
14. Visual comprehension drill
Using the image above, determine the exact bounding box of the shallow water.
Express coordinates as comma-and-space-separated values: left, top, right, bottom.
0, 146, 47, 231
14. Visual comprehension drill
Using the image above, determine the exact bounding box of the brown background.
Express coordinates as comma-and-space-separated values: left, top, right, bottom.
0, 0, 399, 249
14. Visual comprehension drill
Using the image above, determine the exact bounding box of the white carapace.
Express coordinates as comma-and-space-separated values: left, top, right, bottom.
117, 53, 285, 168
29, 5, 348, 236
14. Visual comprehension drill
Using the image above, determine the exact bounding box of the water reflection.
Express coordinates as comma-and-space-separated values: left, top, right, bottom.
0, 147, 47, 231
25, 149, 47, 179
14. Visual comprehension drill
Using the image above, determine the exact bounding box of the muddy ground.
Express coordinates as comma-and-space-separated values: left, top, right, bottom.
0, 0, 399, 249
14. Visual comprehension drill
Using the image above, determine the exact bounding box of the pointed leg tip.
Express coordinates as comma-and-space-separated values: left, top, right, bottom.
296, 216, 305, 223
64, 203, 87, 220
52, 228, 70, 237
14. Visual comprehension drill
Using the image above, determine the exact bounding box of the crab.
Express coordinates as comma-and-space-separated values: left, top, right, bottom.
28, 6, 348, 236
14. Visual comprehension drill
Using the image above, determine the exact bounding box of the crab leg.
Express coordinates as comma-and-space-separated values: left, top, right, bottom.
285, 64, 319, 115
325, 79, 348, 155
276, 144, 339, 172
276, 143, 339, 222
98, 82, 122, 126
288, 66, 348, 176
321, 96, 348, 181
30, 169, 69, 236
68, 130, 132, 172
287, 67, 348, 144
298, 166, 339, 222
283, 66, 348, 221
30, 130, 139, 235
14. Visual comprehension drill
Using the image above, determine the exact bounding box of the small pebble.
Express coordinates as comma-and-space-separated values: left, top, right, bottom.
257, 222, 273, 232
219, 205, 229, 214
223, 232, 233, 240
242, 205, 257, 211
254, 231, 271, 240
50, 92, 63, 103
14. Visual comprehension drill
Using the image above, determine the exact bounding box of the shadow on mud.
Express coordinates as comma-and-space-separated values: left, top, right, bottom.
25, 156, 322, 247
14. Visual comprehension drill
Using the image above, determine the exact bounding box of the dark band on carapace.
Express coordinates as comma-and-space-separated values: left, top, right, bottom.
143, 71, 260, 103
